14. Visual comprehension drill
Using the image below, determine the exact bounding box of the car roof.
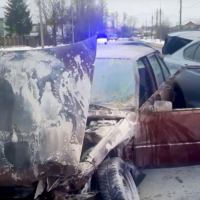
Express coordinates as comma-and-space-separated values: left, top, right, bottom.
96, 42, 156, 60
167, 31, 200, 40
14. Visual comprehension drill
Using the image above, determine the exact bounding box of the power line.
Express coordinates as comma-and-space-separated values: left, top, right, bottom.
183, 1, 200, 10
170, 0, 180, 15
134, 13, 152, 16
166, 14, 179, 17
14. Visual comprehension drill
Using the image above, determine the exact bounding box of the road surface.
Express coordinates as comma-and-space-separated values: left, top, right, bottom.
139, 165, 200, 200
97, 40, 162, 53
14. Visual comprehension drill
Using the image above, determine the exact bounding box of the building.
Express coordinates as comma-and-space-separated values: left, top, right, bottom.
170, 21, 200, 32
183, 21, 198, 30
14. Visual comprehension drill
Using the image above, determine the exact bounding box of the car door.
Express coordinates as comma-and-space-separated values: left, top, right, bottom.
134, 54, 200, 168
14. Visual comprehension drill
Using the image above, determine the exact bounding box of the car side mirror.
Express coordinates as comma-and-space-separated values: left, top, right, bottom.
154, 101, 172, 112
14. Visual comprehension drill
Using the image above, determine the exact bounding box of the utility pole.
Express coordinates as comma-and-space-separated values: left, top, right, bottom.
145, 5, 153, 41
151, 15, 153, 41
156, 9, 158, 40
180, 0, 182, 29
146, 20, 147, 40
39, 0, 44, 49
160, 8, 162, 42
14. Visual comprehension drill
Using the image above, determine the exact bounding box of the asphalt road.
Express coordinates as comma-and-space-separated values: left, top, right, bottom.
97, 40, 162, 53
144, 41, 163, 52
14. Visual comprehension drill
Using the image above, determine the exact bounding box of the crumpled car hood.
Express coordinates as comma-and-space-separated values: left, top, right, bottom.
0, 36, 97, 187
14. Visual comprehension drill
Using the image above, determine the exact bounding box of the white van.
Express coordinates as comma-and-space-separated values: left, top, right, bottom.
97, 33, 108, 45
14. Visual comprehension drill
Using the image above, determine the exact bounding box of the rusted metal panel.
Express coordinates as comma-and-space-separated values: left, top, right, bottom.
136, 109, 200, 167
135, 66, 200, 168
0, 36, 97, 187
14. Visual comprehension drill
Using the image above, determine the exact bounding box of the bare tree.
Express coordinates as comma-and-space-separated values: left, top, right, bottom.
98, 0, 108, 31
56, 0, 67, 42
44, 0, 59, 45
110, 12, 118, 28
35, 0, 107, 43
35, 0, 68, 45
72, 0, 107, 41
159, 17, 171, 40
127, 16, 137, 28
123, 12, 128, 25
126, 16, 137, 36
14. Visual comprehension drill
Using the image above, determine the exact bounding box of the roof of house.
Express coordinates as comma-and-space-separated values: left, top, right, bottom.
184, 21, 197, 26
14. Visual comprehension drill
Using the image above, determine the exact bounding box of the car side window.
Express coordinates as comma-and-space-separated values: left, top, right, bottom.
184, 43, 199, 60
148, 55, 165, 88
137, 60, 153, 107
157, 56, 170, 79
194, 45, 200, 62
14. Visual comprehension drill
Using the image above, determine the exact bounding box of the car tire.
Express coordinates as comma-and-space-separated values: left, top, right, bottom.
105, 42, 107, 45
97, 157, 139, 200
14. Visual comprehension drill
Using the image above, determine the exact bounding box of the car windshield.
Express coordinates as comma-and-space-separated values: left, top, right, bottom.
90, 58, 138, 110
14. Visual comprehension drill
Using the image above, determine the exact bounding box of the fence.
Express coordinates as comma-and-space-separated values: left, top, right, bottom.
2, 36, 39, 47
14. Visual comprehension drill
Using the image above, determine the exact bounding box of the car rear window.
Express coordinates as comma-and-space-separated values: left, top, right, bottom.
162, 36, 192, 55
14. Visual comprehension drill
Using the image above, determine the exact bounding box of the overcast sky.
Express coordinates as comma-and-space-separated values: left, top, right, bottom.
1, 0, 200, 27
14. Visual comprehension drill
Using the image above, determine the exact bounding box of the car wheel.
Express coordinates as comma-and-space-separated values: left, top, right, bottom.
97, 157, 139, 200
105, 42, 107, 45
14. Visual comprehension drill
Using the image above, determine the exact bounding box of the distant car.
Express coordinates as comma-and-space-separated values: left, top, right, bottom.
162, 31, 200, 74
108, 34, 118, 41
97, 33, 108, 45
137, 34, 144, 39
128, 36, 135, 41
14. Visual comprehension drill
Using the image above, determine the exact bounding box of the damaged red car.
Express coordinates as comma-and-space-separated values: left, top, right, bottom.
0, 38, 200, 200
